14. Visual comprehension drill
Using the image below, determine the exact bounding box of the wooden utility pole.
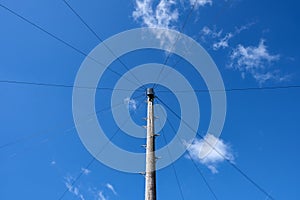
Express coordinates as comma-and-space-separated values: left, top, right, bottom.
145, 88, 156, 200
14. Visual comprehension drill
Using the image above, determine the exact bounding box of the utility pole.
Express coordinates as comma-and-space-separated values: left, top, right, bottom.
145, 88, 156, 200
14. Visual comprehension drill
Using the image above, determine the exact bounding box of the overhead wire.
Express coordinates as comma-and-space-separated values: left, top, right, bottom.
58, 157, 96, 200
1, 79, 300, 93
0, 3, 141, 88
156, 85, 300, 93
153, 0, 235, 89
58, 95, 146, 200
152, 1, 198, 89
186, 152, 219, 200
155, 99, 185, 200
62, 0, 146, 90
0, 80, 142, 91
0, 93, 145, 150
1, 2, 298, 94
156, 96, 275, 200
157, 99, 219, 200
0, 2, 279, 199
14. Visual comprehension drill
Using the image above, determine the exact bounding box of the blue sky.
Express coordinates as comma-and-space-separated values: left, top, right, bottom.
0, 0, 300, 199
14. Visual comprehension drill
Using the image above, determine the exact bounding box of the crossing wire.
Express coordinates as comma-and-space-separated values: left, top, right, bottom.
155, 100, 185, 200
0, 2, 284, 199
186, 152, 219, 200
0, 3, 141, 88
152, 0, 198, 89
156, 96, 275, 200
62, 0, 146, 90
1, 2, 299, 94
1, 79, 300, 93
58, 95, 146, 200
153, 0, 235, 90
0, 93, 145, 150
156, 100, 219, 200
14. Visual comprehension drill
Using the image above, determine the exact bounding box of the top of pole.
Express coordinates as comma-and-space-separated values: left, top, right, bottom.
146, 88, 155, 100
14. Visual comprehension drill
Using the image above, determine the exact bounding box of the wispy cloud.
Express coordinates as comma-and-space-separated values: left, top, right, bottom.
133, 0, 213, 48
63, 174, 116, 200
64, 176, 85, 200
81, 168, 91, 175
213, 32, 233, 50
106, 183, 117, 195
98, 191, 107, 200
133, 0, 179, 29
200, 24, 289, 84
201, 26, 222, 40
186, 133, 234, 174
133, 0, 179, 48
124, 97, 138, 111
190, 0, 212, 8
229, 39, 288, 84
51, 160, 56, 165
201, 23, 254, 50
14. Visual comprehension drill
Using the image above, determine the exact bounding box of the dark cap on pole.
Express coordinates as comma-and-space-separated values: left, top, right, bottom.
147, 88, 155, 99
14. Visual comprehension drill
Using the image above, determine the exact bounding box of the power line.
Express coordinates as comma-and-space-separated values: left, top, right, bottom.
157, 101, 218, 200
58, 95, 145, 200
0, 94, 145, 150
1, 79, 300, 92
0, 3, 85, 57
152, 1, 198, 89
157, 85, 300, 93
152, 0, 236, 89
0, 80, 141, 91
1, 2, 297, 95
164, 119, 219, 200
62, 0, 103, 42
156, 96, 275, 200
155, 101, 185, 200
186, 152, 219, 200
0, 2, 280, 199
62, 0, 146, 90
58, 157, 96, 200
0, 3, 141, 88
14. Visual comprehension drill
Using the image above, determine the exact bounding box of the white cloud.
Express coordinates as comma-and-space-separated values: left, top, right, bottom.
229, 39, 285, 84
133, 0, 179, 48
106, 183, 117, 195
63, 175, 117, 200
200, 24, 288, 84
133, 0, 213, 48
201, 26, 222, 39
65, 176, 85, 200
213, 32, 233, 50
190, 0, 212, 8
187, 133, 234, 173
231, 39, 279, 67
124, 97, 138, 111
253, 71, 290, 83
201, 23, 253, 50
98, 191, 107, 200
81, 168, 91, 175
133, 0, 178, 29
